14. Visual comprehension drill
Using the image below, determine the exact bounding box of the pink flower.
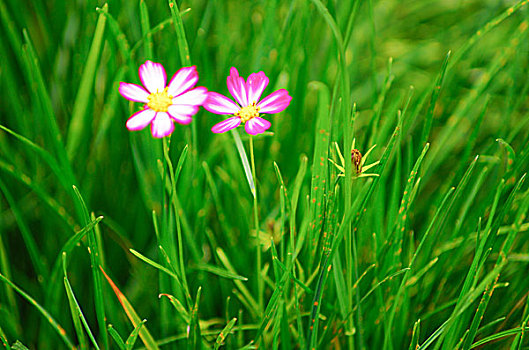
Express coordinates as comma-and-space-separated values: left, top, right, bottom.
118, 60, 207, 138
203, 68, 292, 135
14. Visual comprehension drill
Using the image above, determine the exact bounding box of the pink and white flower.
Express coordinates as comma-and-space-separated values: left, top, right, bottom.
203, 68, 292, 135
118, 60, 207, 138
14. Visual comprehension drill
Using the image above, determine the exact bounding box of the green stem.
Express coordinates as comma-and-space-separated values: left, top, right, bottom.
160, 137, 171, 336
167, 0, 197, 177
249, 136, 263, 315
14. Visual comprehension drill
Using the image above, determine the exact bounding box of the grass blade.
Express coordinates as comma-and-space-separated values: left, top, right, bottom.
421, 51, 451, 145
214, 318, 237, 350
166, 0, 191, 66
108, 325, 126, 350
187, 287, 202, 350
72, 186, 108, 349
139, 0, 153, 59
100, 266, 159, 350
125, 320, 147, 350
62, 253, 99, 350
66, 4, 108, 160
231, 129, 255, 197
0, 177, 48, 281
0, 273, 74, 348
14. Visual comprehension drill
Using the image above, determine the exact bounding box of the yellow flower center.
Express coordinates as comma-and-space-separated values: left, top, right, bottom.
147, 87, 173, 112
236, 102, 260, 123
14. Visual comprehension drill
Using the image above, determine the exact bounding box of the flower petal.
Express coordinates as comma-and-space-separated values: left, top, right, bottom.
167, 66, 198, 97
227, 67, 248, 106
151, 112, 175, 138
167, 104, 199, 117
257, 89, 292, 114
245, 117, 271, 135
203, 92, 239, 115
211, 117, 242, 133
171, 86, 208, 105
139, 60, 167, 93
119, 82, 150, 103
246, 71, 269, 104
168, 113, 193, 125
126, 108, 156, 131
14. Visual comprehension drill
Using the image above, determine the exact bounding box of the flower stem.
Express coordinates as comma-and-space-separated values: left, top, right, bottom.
249, 136, 263, 315
160, 137, 171, 336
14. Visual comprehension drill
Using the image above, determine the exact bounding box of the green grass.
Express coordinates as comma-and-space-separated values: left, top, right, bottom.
1, 0, 529, 349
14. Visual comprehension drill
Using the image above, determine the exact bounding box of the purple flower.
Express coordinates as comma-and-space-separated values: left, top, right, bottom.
118, 60, 207, 138
203, 68, 292, 135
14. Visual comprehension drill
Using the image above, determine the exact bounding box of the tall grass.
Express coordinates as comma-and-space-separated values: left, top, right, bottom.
1, 0, 529, 349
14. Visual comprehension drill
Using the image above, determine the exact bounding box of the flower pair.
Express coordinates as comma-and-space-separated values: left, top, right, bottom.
119, 61, 292, 138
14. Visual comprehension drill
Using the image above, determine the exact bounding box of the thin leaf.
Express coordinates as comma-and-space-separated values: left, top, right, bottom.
66, 4, 107, 159
126, 320, 147, 350
0, 273, 74, 348
214, 318, 237, 350
100, 266, 159, 350
231, 129, 255, 197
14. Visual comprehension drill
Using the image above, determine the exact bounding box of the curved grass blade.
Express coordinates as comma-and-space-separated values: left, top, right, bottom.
72, 186, 108, 349
166, 0, 197, 153
126, 320, 147, 350
129, 248, 185, 289
513, 288, 529, 349
88, 68, 126, 162
48, 216, 104, 296
349, 268, 410, 314
496, 138, 516, 173
408, 319, 421, 350
139, 0, 153, 59
0, 0, 24, 62
0, 159, 76, 229
216, 248, 258, 317
470, 327, 529, 349
10, 341, 28, 350
159, 293, 190, 324
307, 82, 331, 267
448, 0, 529, 71
66, 3, 107, 160
100, 266, 159, 350
420, 51, 451, 146
269, 258, 312, 294
0, 126, 80, 226
166, 0, 191, 66
389, 143, 429, 271
108, 325, 126, 350
0, 324, 10, 350
231, 129, 255, 197
193, 263, 248, 281
96, 7, 134, 78
0, 222, 18, 327
203, 161, 233, 240
187, 287, 202, 350
21, 30, 73, 179
214, 318, 237, 350
0, 273, 74, 348
0, 125, 64, 186
130, 13, 189, 59
174, 144, 189, 185
251, 260, 294, 344
62, 253, 99, 350
0, 177, 48, 282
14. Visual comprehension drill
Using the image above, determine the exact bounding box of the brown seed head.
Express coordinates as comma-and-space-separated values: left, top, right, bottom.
351, 149, 362, 174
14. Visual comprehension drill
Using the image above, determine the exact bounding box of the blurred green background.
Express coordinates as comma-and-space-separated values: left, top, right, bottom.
1, 0, 529, 348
